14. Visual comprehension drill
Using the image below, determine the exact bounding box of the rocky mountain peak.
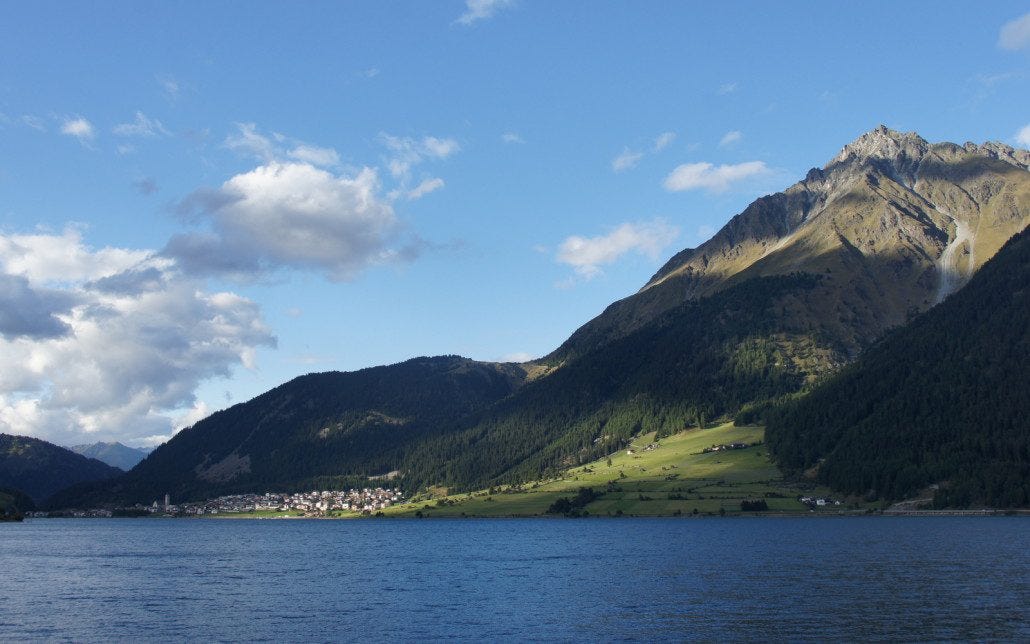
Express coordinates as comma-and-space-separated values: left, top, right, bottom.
964, 140, 1030, 171
832, 125, 930, 167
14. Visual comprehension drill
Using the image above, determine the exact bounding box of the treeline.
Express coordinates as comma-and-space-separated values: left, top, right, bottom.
764, 226, 1030, 508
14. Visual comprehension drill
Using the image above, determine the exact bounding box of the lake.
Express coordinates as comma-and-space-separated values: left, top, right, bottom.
1, 517, 1028, 641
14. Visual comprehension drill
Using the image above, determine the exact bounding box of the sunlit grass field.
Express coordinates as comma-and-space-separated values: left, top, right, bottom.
383, 423, 859, 517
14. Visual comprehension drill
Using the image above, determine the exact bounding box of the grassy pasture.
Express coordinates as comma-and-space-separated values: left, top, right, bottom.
384, 423, 857, 517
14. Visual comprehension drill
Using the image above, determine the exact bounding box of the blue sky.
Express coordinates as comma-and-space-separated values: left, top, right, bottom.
1, 1, 1028, 447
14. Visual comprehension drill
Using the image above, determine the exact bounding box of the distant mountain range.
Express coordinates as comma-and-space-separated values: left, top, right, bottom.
43, 127, 1030, 510
0, 434, 123, 502
69, 442, 152, 471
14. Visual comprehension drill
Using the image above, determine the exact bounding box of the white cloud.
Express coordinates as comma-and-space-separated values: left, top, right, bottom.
612, 148, 644, 172
60, 117, 95, 142
663, 160, 769, 193
0, 230, 274, 447
696, 224, 715, 241
719, 130, 743, 147
999, 12, 1030, 50
0, 227, 150, 284
422, 136, 460, 159
456, 0, 513, 26
288, 144, 340, 167
225, 122, 279, 160
556, 219, 679, 279
653, 132, 676, 152
380, 133, 460, 178
1015, 123, 1030, 148
168, 161, 402, 281
407, 177, 445, 200
502, 132, 524, 144
227, 123, 342, 169
717, 82, 738, 95
113, 111, 169, 137
361, 67, 380, 78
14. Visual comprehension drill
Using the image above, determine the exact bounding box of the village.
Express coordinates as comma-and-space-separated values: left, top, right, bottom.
27, 487, 403, 518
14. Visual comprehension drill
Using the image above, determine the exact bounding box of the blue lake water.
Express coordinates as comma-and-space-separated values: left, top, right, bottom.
1, 517, 1028, 641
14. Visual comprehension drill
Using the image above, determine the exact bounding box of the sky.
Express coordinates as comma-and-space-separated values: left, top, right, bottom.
1, 2, 1028, 448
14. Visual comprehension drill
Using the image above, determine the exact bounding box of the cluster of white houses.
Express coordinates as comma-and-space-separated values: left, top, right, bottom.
167, 488, 404, 515
27, 487, 403, 518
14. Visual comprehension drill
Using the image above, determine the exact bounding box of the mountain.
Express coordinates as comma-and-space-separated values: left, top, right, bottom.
764, 225, 1030, 508
52, 127, 1030, 507
549, 126, 1029, 365
0, 434, 123, 502
69, 442, 152, 471
49, 356, 526, 506
400, 128, 1029, 490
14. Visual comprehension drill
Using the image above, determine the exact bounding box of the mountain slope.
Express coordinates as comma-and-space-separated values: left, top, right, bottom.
549, 127, 1030, 364
401, 128, 1028, 492
765, 225, 1030, 507
402, 273, 829, 489
53, 356, 526, 506
0, 434, 123, 502
70, 442, 152, 471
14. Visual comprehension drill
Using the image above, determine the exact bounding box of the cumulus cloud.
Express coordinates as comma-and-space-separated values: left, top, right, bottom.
653, 132, 676, 152
663, 160, 769, 193
0, 274, 76, 339
717, 82, 738, 95
556, 219, 679, 279
407, 177, 445, 200
60, 116, 95, 143
167, 161, 402, 281
114, 111, 169, 137
456, 0, 513, 26
719, 130, 743, 147
1016, 123, 1030, 148
0, 230, 275, 446
502, 132, 524, 144
999, 12, 1030, 50
612, 148, 644, 172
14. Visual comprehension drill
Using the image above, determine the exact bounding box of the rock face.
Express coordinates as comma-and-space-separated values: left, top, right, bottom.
550, 126, 1030, 363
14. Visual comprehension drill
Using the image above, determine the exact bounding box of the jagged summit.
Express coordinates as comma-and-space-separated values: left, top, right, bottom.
547, 127, 1030, 365
832, 125, 930, 166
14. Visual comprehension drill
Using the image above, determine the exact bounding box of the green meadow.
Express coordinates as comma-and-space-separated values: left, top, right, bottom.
384, 423, 863, 517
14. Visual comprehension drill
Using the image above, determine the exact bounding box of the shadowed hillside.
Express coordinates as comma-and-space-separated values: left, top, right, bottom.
765, 226, 1030, 507
0, 434, 122, 502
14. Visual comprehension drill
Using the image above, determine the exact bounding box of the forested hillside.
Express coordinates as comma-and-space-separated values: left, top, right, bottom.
401, 273, 836, 489
765, 226, 1030, 507
49, 356, 526, 507
0, 434, 123, 502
